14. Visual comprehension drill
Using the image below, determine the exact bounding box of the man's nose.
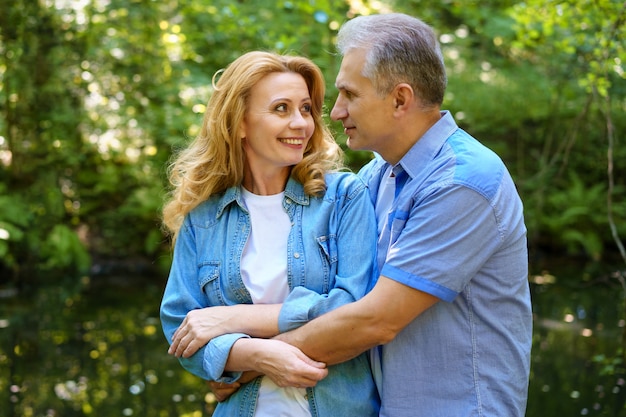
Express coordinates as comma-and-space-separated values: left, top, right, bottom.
330, 97, 347, 121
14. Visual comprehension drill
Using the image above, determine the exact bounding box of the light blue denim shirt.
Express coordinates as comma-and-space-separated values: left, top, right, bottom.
360, 111, 532, 417
160, 172, 380, 417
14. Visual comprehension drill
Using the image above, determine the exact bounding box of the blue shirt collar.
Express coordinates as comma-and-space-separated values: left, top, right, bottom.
398, 110, 458, 180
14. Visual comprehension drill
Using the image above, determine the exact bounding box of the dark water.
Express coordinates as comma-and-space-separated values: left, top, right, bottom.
527, 267, 626, 417
0, 265, 624, 417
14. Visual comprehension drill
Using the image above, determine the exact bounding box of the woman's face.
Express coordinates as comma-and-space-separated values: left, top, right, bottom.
240, 72, 315, 177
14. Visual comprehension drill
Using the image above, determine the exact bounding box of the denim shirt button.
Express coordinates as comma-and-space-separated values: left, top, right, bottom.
293, 252, 301, 258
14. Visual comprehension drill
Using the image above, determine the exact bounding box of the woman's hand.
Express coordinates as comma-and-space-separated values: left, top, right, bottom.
169, 306, 235, 358
169, 304, 281, 358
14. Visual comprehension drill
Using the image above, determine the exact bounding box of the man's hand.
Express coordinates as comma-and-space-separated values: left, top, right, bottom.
255, 339, 328, 388
206, 372, 259, 402
207, 380, 241, 402
207, 339, 328, 402
228, 338, 328, 388
208, 371, 260, 402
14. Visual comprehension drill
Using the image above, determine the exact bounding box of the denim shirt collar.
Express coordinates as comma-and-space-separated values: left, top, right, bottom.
284, 176, 311, 205
215, 176, 310, 219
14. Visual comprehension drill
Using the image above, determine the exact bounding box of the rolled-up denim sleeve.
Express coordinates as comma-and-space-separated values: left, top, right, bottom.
172, 331, 249, 382
160, 218, 249, 382
278, 175, 378, 333
203, 333, 250, 382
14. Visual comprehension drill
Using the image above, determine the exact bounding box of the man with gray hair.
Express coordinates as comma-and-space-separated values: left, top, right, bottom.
279, 13, 532, 416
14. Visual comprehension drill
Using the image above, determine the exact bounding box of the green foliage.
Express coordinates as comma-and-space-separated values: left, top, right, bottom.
509, 0, 626, 98
0, 0, 624, 284
396, 0, 626, 266
0, 188, 30, 270
594, 351, 625, 377
536, 173, 613, 260
39, 225, 91, 273
504, 0, 626, 264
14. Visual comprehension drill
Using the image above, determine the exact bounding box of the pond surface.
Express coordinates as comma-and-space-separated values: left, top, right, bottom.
0, 263, 624, 416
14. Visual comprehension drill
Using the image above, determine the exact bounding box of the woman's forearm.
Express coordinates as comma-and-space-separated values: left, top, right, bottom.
170, 303, 282, 358
220, 304, 282, 338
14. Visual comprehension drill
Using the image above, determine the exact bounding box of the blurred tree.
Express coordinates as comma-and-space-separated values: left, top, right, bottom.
507, 0, 626, 263
392, 0, 626, 263
0, 0, 92, 283
0, 0, 624, 285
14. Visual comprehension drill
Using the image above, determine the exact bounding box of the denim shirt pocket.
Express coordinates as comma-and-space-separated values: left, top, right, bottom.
315, 234, 338, 293
198, 261, 225, 305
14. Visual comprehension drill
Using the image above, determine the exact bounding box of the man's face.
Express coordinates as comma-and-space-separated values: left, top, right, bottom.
330, 48, 395, 154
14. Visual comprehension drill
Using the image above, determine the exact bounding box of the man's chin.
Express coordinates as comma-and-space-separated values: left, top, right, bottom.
346, 137, 361, 151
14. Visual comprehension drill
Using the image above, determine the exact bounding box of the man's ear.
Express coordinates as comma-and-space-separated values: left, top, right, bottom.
392, 83, 415, 111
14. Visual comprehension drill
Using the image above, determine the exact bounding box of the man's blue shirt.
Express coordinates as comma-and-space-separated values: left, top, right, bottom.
360, 111, 532, 417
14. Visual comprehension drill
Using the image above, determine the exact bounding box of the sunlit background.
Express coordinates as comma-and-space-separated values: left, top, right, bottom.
1, 0, 625, 416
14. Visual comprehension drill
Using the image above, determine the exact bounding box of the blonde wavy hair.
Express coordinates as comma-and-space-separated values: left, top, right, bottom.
162, 51, 343, 241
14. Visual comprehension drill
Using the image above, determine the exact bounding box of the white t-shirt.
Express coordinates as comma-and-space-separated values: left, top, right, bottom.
240, 188, 311, 417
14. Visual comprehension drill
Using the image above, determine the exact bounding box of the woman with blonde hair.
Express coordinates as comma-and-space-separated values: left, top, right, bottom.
160, 51, 379, 416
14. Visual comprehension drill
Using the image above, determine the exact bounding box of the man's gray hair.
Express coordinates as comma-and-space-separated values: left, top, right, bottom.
336, 13, 447, 107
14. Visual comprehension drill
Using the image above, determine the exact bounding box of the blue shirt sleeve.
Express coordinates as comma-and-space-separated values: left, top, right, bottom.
382, 185, 503, 302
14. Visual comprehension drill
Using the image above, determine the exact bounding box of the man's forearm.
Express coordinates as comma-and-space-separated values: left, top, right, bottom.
224, 338, 264, 372
275, 300, 386, 365
275, 276, 439, 365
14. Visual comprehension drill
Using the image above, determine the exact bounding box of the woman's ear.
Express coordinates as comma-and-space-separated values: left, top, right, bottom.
238, 121, 247, 141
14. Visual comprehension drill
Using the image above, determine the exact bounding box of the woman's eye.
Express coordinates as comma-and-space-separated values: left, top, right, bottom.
302, 103, 312, 113
275, 104, 287, 112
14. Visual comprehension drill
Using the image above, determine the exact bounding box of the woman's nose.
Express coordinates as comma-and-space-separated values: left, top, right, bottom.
290, 110, 308, 128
